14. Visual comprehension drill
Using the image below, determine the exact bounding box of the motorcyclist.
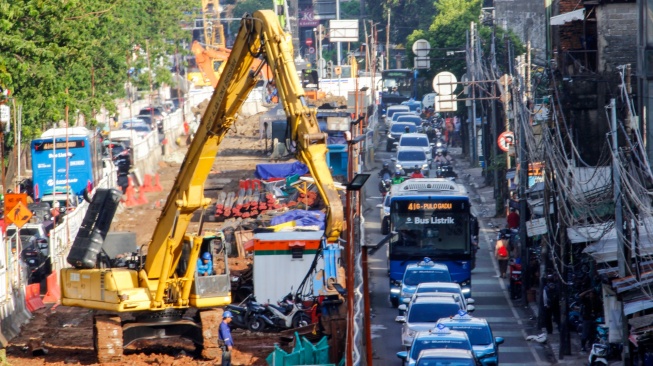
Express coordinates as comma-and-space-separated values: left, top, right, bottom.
433, 151, 452, 165
379, 162, 393, 180
392, 169, 405, 185
410, 166, 425, 179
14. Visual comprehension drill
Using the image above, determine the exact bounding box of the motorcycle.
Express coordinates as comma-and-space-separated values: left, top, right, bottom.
262, 293, 312, 330
509, 260, 522, 300
224, 294, 269, 331
588, 343, 609, 366
379, 179, 392, 197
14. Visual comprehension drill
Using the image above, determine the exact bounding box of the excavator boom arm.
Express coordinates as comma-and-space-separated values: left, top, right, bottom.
144, 10, 343, 284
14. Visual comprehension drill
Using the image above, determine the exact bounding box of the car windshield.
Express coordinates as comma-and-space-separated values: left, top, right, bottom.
404, 270, 452, 286
401, 137, 429, 147
388, 108, 409, 118
136, 115, 153, 124
391, 124, 416, 133
416, 358, 475, 366
397, 151, 426, 161
130, 125, 151, 133
17, 228, 41, 237
410, 339, 471, 359
448, 325, 492, 345
408, 303, 461, 323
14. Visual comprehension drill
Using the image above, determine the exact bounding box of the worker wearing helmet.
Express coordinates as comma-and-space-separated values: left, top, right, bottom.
392, 169, 405, 185
196, 252, 213, 276
219, 310, 234, 366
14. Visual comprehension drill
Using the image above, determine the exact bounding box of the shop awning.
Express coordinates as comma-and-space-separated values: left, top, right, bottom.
625, 298, 653, 316
550, 8, 585, 26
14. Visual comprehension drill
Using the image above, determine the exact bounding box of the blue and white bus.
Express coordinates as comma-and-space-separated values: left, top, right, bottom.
31, 127, 100, 200
388, 178, 474, 307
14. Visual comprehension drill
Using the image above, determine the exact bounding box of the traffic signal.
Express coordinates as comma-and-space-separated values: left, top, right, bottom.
326, 61, 333, 79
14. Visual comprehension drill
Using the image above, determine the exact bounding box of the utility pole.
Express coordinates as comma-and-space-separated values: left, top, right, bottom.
336, 0, 341, 65
611, 98, 631, 364
146, 39, 154, 110
386, 9, 391, 69
470, 23, 478, 166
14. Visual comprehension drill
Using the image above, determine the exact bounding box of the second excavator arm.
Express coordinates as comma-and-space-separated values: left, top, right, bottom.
143, 10, 344, 297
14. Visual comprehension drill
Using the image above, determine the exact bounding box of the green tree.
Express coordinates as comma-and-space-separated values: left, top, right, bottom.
229, 0, 270, 35
0, 0, 191, 142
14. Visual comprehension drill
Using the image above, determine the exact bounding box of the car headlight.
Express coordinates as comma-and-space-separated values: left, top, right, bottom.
387, 133, 392, 138
422, 164, 429, 170
404, 327, 417, 338
391, 288, 401, 294
400, 290, 411, 299
436, 142, 442, 147
396, 164, 402, 170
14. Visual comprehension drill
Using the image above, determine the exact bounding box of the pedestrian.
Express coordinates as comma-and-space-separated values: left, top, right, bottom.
579, 289, 598, 352
453, 117, 461, 147
542, 279, 560, 334
506, 207, 520, 229
495, 233, 510, 278
219, 311, 234, 366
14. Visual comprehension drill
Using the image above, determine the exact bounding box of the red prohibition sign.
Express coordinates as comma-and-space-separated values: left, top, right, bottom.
497, 131, 515, 152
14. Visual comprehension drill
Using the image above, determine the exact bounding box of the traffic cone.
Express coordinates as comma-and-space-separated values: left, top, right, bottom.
123, 177, 139, 207
153, 173, 163, 192
141, 174, 154, 192
136, 188, 148, 205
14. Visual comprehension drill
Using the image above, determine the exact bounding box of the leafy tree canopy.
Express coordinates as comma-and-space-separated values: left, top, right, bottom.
406, 0, 524, 83
0, 0, 192, 140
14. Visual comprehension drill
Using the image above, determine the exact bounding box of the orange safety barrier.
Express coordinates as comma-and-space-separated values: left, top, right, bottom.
25, 283, 45, 312
141, 174, 154, 192
153, 173, 163, 192
43, 272, 61, 304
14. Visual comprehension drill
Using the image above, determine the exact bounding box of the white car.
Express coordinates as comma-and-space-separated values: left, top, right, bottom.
393, 147, 430, 176
396, 296, 463, 348
397, 133, 433, 162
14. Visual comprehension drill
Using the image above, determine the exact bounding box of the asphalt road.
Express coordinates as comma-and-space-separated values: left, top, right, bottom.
363, 146, 556, 365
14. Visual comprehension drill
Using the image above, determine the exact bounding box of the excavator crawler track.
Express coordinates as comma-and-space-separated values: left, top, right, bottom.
199, 309, 223, 359
94, 315, 123, 363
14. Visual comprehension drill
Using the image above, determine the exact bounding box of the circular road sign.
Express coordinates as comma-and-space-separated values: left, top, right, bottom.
308, 47, 315, 54
433, 71, 458, 95
412, 39, 431, 57
497, 131, 515, 152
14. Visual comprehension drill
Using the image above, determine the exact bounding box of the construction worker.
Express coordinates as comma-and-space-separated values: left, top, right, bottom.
196, 252, 213, 276
219, 311, 234, 366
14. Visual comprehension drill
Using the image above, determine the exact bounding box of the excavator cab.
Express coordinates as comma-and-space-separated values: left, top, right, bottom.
173, 233, 231, 308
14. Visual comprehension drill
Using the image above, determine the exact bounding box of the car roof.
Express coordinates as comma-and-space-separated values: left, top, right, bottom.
418, 348, 476, 359
415, 328, 470, 341
406, 262, 449, 271
412, 295, 459, 305
438, 316, 489, 327
388, 105, 410, 110
400, 133, 429, 139
417, 282, 463, 290
391, 122, 416, 128
396, 115, 421, 121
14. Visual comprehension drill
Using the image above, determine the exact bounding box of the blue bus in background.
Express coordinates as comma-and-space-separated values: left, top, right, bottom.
31, 127, 99, 200
388, 178, 474, 307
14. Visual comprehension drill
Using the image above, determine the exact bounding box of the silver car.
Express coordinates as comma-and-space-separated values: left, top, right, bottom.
393, 147, 430, 176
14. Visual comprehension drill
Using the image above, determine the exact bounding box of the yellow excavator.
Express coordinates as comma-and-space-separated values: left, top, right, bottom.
187, 0, 228, 87
60, 10, 344, 362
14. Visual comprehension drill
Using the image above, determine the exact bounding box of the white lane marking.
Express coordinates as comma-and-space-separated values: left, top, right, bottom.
471, 203, 544, 365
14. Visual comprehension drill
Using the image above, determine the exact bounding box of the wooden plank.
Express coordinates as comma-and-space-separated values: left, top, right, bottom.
234, 229, 253, 258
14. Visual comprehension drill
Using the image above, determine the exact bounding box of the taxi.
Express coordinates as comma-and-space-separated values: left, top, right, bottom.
396, 257, 451, 307
396, 323, 475, 366
436, 311, 504, 366
396, 296, 462, 348
413, 348, 482, 366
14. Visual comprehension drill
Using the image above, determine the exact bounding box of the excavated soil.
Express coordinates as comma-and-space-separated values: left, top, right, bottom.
5, 110, 291, 365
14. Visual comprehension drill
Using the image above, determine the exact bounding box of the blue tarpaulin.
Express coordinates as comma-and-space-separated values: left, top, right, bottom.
270, 210, 325, 229
255, 162, 309, 180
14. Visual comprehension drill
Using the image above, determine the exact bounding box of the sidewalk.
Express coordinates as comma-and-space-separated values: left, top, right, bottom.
451, 148, 619, 366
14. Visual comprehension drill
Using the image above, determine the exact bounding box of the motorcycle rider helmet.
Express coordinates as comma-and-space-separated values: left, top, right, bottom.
395, 169, 402, 177
201, 252, 211, 261
383, 162, 389, 169
223, 310, 233, 319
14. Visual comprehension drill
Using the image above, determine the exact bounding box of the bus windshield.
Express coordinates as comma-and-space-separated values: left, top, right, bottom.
390, 199, 470, 258
382, 70, 413, 98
